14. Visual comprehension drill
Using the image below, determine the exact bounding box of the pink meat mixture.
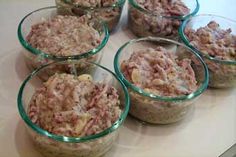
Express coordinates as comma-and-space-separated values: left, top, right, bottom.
121, 47, 197, 97
185, 21, 236, 61
28, 73, 121, 137
26, 15, 101, 57
136, 0, 190, 16
72, 0, 117, 7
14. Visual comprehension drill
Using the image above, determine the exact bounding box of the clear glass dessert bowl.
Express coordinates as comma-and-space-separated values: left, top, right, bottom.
17, 60, 130, 157
179, 14, 236, 88
55, 0, 126, 32
17, 6, 109, 71
128, 0, 199, 39
114, 37, 209, 124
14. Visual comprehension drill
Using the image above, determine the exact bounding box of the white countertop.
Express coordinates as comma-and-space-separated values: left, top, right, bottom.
0, 0, 235, 157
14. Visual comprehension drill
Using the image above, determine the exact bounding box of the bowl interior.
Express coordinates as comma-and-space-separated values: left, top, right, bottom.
184, 15, 236, 33
114, 37, 209, 101
18, 6, 109, 60
18, 60, 129, 143
182, 0, 199, 16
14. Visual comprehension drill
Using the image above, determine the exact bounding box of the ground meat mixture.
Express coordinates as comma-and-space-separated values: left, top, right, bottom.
28, 73, 121, 137
185, 21, 236, 61
71, 0, 117, 7
56, 0, 123, 31
129, 0, 190, 38
121, 47, 197, 97
137, 0, 190, 16
26, 15, 102, 56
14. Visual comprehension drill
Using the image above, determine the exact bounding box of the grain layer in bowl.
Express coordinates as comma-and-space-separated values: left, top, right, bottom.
18, 6, 109, 72
18, 60, 130, 157
180, 14, 236, 88
114, 37, 209, 124
128, 0, 199, 39
55, 0, 126, 32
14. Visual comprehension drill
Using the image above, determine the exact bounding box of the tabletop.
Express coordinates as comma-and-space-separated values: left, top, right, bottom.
0, 0, 236, 157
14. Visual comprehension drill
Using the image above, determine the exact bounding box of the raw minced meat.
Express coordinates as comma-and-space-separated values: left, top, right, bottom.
28, 73, 121, 137
121, 46, 197, 97
26, 15, 102, 56
185, 21, 236, 61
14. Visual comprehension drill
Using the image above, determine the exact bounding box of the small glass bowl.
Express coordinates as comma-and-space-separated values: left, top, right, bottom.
179, 14, 236, 88
17, 60, 130, 157
128, 0, 199, 39
55, 0, 126, 32
17, 6, 109, 72
114, 37, 208, 124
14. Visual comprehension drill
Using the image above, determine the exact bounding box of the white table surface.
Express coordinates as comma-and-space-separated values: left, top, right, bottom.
0, 0, 236, 157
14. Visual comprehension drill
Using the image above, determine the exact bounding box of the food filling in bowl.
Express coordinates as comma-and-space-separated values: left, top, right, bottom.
121, 46, 197, 97
55, 0, 123, 31
184, 21, 236, 88
137, 0, 190, 16
185, 21, 236, 61
71, 0, 117, 7
26, 15, 102, 57
129, 0, 191, 38
28, 73, 121, 137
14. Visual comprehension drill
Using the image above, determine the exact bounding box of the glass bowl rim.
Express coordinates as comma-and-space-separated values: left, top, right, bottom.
128, 0, 200, 19
61, 0, 126, 9
179, 14, 236, 65
17, 60, 130, 143
114, 36, 209, 102
17, 6, 109, 61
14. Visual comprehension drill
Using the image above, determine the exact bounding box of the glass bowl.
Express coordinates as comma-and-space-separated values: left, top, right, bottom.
179, 14, 236, 88
17, 6, 109, 72
114, 37, 208, 124
55, 0, 126, 32
128, 0, 199, 39
17, 60, 130, 157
